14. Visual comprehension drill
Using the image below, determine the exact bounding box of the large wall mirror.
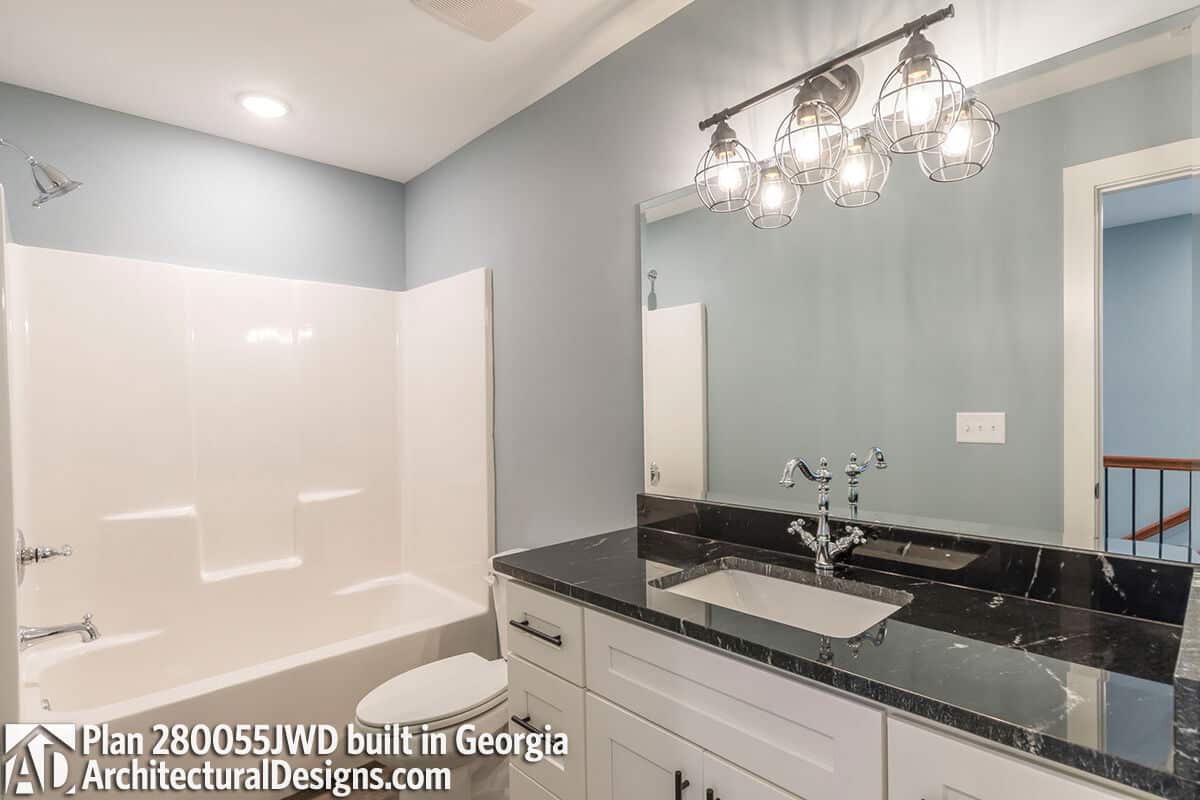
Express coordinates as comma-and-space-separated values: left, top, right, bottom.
639, 7, 1200, 561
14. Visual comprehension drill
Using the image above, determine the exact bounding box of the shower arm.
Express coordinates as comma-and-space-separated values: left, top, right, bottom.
0, 138, 37, 163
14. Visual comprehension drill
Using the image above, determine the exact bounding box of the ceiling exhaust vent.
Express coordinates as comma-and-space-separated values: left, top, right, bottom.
411, 0, 534, 42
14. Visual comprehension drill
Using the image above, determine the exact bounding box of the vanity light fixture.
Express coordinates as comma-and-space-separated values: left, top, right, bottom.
694, 120, 760, 213
774, 81, 847, 186
0, 138, 82, 207
692, 4, 997, 229
747, 162, 801, 229
239, 93, 290, 119
918, 95, 998, 182
823, 128, 891, 208
874, 30, 965, 154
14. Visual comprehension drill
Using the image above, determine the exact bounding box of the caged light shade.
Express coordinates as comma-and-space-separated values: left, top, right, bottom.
824, 129, 891, 208
695, 120, 760, 213
874, 31, 964, 155
747, 163, 801, 229
774, 83, 847, 186
918, 96, 998, 182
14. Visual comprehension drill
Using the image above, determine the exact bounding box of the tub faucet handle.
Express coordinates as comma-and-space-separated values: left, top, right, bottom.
15, 529, 72, 587
19, 537, 73, 566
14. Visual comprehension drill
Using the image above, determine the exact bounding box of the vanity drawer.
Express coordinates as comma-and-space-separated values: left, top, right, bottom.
507, 582, 585, 685
585, 608, 883, 800
510, 764, 559, 800
888, 719, 1127, 800
507, 655, 587, 800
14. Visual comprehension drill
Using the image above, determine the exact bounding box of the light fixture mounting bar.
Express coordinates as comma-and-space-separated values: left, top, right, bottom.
697, 4, 956, 131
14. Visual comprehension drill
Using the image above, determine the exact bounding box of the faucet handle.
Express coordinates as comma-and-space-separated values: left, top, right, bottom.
841, 525, 868, 545
830, 525, 869, 558
788, 518, 818, 552
20, 543, 72, 565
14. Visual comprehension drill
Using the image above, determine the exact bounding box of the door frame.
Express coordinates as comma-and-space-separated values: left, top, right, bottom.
1062, 138, 1199, 549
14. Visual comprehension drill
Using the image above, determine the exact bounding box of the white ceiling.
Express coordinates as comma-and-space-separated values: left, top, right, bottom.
0, 0, 693, 182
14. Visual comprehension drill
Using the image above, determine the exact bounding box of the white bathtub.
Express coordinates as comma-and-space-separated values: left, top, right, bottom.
21, 573, 492, 727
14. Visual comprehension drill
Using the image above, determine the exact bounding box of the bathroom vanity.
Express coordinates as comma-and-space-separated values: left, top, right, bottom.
494, 496, 1200, 800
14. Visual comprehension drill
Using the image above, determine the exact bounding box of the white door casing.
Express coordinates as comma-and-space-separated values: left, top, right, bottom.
1062, 138, 1200, 549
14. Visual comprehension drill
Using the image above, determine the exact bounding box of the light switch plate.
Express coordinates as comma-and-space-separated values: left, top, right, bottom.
956, 412, 1005, 444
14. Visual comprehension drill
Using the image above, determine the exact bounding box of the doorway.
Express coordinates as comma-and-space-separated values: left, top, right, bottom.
1100, 176, 1197, 562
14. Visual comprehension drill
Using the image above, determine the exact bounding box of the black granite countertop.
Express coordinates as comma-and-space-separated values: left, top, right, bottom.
494, 495, 1200, 800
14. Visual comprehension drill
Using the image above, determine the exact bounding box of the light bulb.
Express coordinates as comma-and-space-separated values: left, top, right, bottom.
718, 162, 742, 191
841, 156, 867, 189
901, 82, 938, 127
795, 128, 822, 163
941, 120, 972, 156
761, 181, 784, 210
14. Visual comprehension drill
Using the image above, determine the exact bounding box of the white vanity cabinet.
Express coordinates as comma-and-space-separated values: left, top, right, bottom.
583, 608, 884, 800
503, 581, 1133, 800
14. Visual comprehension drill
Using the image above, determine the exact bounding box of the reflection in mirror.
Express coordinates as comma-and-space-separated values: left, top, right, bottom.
639, 8, 1199, 560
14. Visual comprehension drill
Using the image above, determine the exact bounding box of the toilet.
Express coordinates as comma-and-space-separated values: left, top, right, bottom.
354, 551, 524, 800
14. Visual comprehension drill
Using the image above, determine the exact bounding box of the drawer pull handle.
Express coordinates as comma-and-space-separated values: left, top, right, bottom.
675, 771, 690, 800
509, 618, 563, 647
706, 791, 719, 800
511, 714, 548, 735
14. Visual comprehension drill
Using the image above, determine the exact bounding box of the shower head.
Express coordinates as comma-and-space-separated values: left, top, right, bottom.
0, 138, 83, 207
30, 160, 82, 207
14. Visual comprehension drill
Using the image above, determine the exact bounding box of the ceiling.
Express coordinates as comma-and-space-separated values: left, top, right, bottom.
1104, 177, 1198, 229
0, 0, 693, 182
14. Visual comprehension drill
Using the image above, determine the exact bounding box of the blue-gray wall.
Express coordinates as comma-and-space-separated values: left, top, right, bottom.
0, 82, 406, 289
403, 0, 1198, 550
1103, 214, 1196, 547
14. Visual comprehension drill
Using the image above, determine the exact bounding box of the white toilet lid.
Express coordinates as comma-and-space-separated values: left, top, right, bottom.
356, 652, 508, 729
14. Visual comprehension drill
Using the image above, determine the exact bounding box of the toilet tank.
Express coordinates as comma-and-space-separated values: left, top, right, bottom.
489, 549, 526, 656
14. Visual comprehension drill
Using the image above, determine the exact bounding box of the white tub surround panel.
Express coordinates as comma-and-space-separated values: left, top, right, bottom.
294, 280, 400, 584
397, 268, 495, 607
6, 245, 196, 631
0, 188, 18, 727
187, 268, 304, 574
6, 243, 496, 720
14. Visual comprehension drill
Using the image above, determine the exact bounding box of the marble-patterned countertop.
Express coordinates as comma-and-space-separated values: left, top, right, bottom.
495, 510, 1200, 799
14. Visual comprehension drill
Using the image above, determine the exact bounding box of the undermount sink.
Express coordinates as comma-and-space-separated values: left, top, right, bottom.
649, 557, 912, 639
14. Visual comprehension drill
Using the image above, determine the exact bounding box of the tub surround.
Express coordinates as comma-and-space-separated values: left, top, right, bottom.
9, 242, 495, 742
493, 495, 1200, 799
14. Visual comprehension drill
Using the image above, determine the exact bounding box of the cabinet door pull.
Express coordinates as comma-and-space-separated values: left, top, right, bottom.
510, 714, 546, 735
706, 790, 719, 800
675, 771, 690, 800
509, 618, 563, 647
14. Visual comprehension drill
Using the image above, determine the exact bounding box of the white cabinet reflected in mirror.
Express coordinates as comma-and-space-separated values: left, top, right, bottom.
639, 7, 1200, 563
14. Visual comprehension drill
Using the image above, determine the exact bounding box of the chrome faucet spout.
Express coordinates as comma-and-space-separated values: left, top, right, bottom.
19, 613, 100, 651
846, 447, 888, 518
780, 457, 823, 488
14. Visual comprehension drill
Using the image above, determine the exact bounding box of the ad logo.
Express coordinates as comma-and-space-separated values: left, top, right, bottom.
3, 724, 76, 796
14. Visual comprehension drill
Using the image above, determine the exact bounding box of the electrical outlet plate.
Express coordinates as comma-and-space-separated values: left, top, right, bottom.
956, 412, 1005, 444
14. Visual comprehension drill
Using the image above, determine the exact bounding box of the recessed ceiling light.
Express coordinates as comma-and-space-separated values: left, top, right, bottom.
239, 93, 289, 119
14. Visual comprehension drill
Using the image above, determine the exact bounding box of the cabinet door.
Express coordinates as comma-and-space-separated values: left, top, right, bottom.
703, 752, 802, 800
586, 693, 704, 800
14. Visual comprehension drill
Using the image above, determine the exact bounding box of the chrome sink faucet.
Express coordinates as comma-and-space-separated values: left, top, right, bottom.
780, 456, 868, 574
19, 613, 100, 651
845, 447, 887, 519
